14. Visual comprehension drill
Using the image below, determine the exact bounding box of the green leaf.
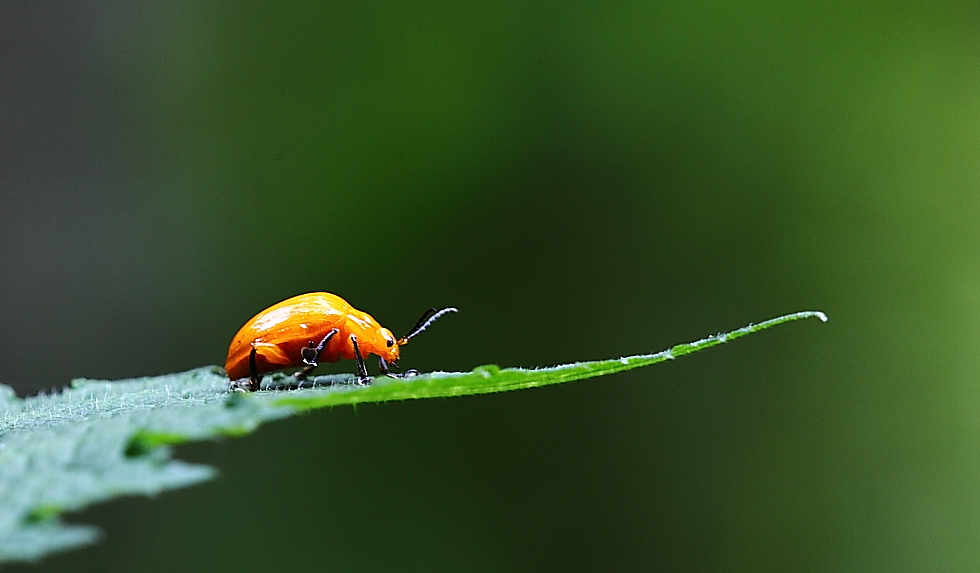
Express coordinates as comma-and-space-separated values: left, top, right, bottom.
0, 311, 826, 563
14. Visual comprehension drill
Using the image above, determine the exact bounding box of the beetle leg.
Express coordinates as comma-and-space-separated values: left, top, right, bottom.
229, 346, 262, 392
249, 346, 260, 390
295, 328, 339, 379
300, 343, 317, 365
379, 357, 418, 379
311, 328, 339, 362
350, 334, 371, 385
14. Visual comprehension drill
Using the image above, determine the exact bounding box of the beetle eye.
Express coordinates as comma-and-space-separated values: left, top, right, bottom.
386, 338, 394, 347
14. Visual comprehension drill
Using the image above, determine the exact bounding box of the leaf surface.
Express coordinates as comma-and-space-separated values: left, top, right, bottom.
0, 311, 826, 562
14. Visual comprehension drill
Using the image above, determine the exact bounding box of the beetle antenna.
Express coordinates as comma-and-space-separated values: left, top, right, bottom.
406, 308, 438, 336
398, 307, 457, 345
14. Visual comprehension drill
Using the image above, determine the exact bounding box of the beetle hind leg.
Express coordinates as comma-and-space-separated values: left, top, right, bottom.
229, 346, 262, 392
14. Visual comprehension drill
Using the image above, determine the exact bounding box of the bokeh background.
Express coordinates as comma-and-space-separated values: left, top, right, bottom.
3, 1, 980, 571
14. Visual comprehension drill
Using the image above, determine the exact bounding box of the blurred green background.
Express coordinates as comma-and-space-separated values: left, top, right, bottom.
3, 1, 979, 571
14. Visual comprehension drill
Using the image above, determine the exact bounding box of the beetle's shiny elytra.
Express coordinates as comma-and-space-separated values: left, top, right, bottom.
225, 292, 456, 391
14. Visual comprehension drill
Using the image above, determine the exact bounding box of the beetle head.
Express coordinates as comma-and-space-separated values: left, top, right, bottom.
378, 327, 401, 363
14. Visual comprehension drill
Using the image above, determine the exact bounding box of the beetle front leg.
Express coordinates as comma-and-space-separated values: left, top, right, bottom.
350, 334, 371, 385
378, 357, 419, 379
295, 328, 339, 379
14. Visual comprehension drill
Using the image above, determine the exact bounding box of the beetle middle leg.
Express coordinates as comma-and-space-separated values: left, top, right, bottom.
295, 328, 339, 380
350, 334, 371, 385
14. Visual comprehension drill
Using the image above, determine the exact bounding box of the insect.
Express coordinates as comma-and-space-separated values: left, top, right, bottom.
225, 292, 456, 391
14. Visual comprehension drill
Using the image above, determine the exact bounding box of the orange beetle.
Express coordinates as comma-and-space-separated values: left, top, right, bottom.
225, 292, 456, 391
